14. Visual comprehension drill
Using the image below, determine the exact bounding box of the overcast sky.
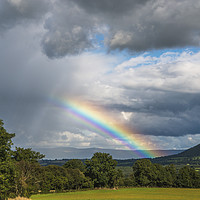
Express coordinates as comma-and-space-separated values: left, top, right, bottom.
1, 0, 200, 151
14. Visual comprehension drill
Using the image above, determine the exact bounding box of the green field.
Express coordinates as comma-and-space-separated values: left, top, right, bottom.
31, 188, 200, 200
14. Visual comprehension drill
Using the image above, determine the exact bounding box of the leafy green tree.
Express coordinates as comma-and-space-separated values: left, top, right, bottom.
39, 165, 92, 192
42, 165, 69, 191
13, 148, 45, 197
153, 163, 175, 187
0, 120, 16, 199
132, 159, 179, 188
85, 152, 119, 188
164, 164, 177, 187
132, 159, 157, 186
0, 120, 15, 162
66, 168, 87, 190
15, 161, 42, 197
13, 147, 45, 162
176, 166, 200, 188
63, 159, 86, 172
123, 174, 136, 187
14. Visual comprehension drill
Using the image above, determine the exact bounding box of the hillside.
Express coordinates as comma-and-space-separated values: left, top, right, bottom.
34, 147, 182, 160
38, 144, 200, 167
152, 143, 200, 165
177, 144, 200, 157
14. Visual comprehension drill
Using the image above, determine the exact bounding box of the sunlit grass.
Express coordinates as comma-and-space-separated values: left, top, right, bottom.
31, 188, 200, 200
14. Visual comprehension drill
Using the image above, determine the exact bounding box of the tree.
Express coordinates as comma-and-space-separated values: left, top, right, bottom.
0, 120, 16, 199
13, 148, 45, 197
0, 120, 15, 162
132, 159, 157, 187
124, 174, 136, 187
15, 161, 41, 197
164, 164, 177, 187
176, 166, 200, 188
13, 147, 45, 162
85, 152, 120, 188
132, 159, 179, 187
63, 159, 86, 172
41, 165, 69, 192
39, 165, 92, 192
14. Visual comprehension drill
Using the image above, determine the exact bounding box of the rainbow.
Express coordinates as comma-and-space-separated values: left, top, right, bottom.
52, 98, 158, 158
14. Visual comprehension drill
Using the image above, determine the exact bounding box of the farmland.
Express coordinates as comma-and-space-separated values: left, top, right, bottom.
31, 188, 200, 200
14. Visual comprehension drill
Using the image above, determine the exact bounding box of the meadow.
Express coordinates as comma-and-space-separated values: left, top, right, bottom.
31, 188, 200, 200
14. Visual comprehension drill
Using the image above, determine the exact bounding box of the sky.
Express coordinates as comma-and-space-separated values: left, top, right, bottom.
1, 0, 200, 152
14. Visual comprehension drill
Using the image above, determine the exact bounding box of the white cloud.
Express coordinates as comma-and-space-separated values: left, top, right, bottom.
112, 51, 200, 94
145, 134, 200, 150
121, 111, 132, 121
115, 55, 157, 72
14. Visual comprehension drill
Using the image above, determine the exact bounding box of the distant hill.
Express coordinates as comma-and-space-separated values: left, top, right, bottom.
176, 143, 200, 157
33, 147, 183, 160
38, 144, 200, 167
152, 143, 200, 165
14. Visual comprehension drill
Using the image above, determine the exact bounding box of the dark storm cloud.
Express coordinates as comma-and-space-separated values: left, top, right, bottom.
70, 0, 148, 15
105, 91, 200, 136
41, 0, 200, 58
41, 0, 94, 58
1, 0, 200, 58
0, 0, 50, 31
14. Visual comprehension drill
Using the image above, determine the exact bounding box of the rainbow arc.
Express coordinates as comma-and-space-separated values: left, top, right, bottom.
53, 98, 159, 158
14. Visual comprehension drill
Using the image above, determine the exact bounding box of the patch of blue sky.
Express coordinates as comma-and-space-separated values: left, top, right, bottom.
89, 33, 106, 53
89, 32, 200, 69
112, 47, 200, 70
145, 46, 200, 57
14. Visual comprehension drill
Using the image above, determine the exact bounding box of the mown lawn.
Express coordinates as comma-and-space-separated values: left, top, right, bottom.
31, 188, 200, 200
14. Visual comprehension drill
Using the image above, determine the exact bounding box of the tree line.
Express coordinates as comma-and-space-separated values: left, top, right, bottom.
0, 119, 200, 199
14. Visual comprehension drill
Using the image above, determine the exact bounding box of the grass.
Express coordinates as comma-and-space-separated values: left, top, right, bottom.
8, 197, 30, 200
31, 188, 200, 200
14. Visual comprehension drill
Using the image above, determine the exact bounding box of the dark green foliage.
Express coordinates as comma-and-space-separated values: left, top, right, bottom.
0, 120, 16, 199
15, 161, 42, 197
177, 144, 200, 157
152, 143, 200, 166
63, 159, 86, 172
65, 168, 92, 190
12, 147, 45, 197
130, 159, 200, 188
123, 174, 136, 187
0, 120, 15, 162
0, 161, 16, 199
176, 166, 200, 188
132, 159, 156, 186
40, 165, 70, 192
164, 164, 177, 187
38, 165, 92, 192
13, 147, 45, 162
132, 159, 178, 187
85, 152, 122, 188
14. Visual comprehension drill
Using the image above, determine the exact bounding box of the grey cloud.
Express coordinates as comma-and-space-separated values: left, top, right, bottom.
70, 0, 148, 16
103, 91, 200, 137
41, 0, 200, 58
138, 92, 200, 136
41, 0, 95, 58
1, 0, 200, 58
106, 0, 200, 51
0, 0, 50, 31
